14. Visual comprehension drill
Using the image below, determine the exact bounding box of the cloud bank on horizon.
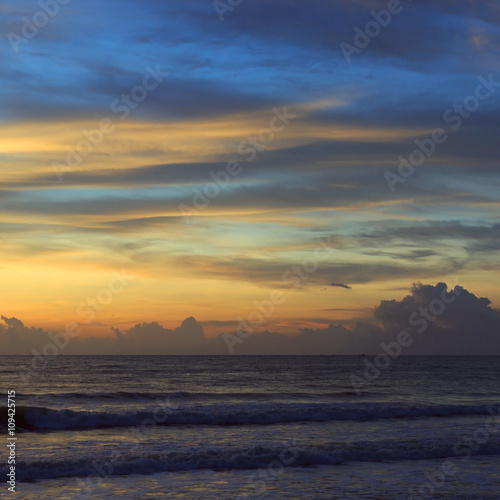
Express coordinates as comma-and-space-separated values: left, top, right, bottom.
2, 283, 500, 355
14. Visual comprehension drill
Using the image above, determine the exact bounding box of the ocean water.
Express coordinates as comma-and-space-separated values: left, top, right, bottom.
1, 355, 499, 499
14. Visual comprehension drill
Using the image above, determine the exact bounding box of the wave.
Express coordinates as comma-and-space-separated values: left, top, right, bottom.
18, 390, 367, 401
1, 403, 497, 431
3, 438, 500, 481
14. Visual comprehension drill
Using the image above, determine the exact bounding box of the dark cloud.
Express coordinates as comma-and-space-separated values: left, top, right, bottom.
0, 315, 24, 332
1, 171, 485, 217
373, 282, 500, 354
330, 282, 351, 289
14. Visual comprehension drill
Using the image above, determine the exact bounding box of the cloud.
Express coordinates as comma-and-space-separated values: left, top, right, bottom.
330, 282, 351, 289
0, 315, 25, 331
373, 282, 500, 354
111, 327, 124, 339
2, 283, 499, 356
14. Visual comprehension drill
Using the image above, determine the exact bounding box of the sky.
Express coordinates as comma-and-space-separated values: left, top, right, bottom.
1, 0, 500, 354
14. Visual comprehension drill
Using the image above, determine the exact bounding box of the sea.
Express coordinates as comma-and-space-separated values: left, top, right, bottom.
0, 355, 499, 499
